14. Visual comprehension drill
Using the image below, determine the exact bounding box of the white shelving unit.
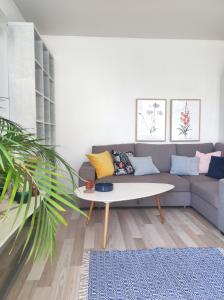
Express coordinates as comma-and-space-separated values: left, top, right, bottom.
7, 22, 56, 146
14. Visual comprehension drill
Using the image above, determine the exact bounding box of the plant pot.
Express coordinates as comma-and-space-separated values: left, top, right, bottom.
15, 192, 29, 204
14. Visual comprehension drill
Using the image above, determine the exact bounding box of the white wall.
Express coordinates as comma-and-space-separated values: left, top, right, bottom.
0, 11, 8, 99
0, 0, 24, 114
43, 36, 224, 171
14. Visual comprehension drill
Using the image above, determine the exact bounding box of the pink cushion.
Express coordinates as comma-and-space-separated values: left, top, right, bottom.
196, 151, 222, 173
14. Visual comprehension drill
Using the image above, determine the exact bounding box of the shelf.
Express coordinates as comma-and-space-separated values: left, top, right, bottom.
43, 46, 49, 75
49, 54, 54, 79
36, 90, 43, 97
35, 59, 42, 69
44, 124, 51, 145
44, 95, 51, 101
34, 37, 43, 66
51, 124, 56, 145
8, 23, 55, 146
35, 68, 43, 94
44, 99, 50, 123
50, 81, 55, 101
36, 94, 44, 122
50, 102, 55, 124
44, 76, 50, 98
36, 122, 45, 139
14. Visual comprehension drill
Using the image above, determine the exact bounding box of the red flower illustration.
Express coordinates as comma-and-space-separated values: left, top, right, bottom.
177, 102, 191, 137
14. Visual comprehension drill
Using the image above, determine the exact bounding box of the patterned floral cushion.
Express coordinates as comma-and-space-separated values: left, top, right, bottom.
111, 150, 134, 176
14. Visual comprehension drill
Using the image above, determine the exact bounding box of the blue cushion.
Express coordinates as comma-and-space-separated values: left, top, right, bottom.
207, 156, 224, 179
129, 156, 160, 176
170, 155, 199, 176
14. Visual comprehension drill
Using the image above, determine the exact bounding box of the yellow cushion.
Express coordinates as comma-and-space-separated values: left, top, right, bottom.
86, 151, 114, 179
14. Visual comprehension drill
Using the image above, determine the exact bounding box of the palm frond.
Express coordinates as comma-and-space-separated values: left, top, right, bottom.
0, 117, 85, 261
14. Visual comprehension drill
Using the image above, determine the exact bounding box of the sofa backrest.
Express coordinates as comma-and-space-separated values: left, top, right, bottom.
92, 143, 135, 154
91, 142, 215, 173
134, 143, 176, 172
176, 143, 214, 157
214, 143, 224, 152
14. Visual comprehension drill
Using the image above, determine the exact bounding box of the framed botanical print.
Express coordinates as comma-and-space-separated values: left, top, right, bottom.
170, 99, 201, 142
136, 99, 166, 142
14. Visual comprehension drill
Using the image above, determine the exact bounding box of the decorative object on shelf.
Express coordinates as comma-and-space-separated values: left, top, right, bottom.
0, 118, 85, 261
95, 183, 114, 192
84, 180, 95, 193
136, 99, 166, 142
170, 99, 201, 141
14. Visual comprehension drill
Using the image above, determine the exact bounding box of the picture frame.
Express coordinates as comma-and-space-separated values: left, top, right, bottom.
170, 99, 201, 142
136, 99, 167, 142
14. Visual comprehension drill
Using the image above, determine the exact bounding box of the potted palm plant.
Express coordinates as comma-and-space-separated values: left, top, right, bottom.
0, 117, 85, 261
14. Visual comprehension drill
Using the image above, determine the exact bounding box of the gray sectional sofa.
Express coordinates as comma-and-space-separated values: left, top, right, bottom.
79, 142, 224, 233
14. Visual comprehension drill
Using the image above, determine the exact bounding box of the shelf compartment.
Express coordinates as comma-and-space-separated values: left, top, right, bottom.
43, 46, 49, 74
36, 122, 45, 140
50, 125, 56, 145
34, 32, 43, 66
36, 95, 44, 122
44, 76, 50, 98
35, 67, 43, 94
44, 124, 51, 145
50, 103, 55, 124
50, 81, 55, 101
49, 54, 54, 79
44, 99, 50, 123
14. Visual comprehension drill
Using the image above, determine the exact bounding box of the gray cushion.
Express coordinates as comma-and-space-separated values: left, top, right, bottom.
129, 156, 160, 176
92, 143, 135, 154
176, 143, 214, 157
96, 173, 190, 192
214, 143, 224, 152
191, 181, 219, 208
135, 143, 176, 172
182, 174, 218, 184
170, 155, 199, 176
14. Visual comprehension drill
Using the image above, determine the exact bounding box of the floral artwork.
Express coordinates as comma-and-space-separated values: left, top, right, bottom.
136, 99, 166, 141
171, 99, 201, 141
178, 101, 191, 137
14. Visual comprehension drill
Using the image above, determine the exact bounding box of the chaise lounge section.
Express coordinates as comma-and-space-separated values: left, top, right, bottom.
79, 142, 224, 233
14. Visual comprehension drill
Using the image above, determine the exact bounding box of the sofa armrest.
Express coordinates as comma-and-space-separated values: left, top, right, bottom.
78, 162, 96, 187
218, 179, 224, 232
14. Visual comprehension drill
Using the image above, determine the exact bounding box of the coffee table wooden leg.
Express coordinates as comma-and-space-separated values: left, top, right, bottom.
156, 195, 164, 224
103, 203, 110, 249
86, 201, 94, 224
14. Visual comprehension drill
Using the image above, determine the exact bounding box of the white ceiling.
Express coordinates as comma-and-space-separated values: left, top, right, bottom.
14, 0, 224, 39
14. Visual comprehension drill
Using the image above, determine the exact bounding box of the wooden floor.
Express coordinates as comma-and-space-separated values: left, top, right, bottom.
5, 207, 224, 300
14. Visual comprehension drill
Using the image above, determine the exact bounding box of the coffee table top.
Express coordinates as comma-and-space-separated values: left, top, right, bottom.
75, 183, 174, 204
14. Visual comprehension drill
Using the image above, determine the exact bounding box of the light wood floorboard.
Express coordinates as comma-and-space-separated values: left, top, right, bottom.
5, 207, 224, 300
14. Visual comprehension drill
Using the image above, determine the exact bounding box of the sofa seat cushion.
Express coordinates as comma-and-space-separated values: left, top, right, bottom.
182, 175, 217, 184
191, 181, 219, 208
96, 173, 190, 192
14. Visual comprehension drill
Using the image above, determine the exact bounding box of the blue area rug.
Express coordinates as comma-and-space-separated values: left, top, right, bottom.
79, 248, 224, 300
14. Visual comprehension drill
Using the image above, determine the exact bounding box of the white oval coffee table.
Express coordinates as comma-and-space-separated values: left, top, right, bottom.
75, 183, 174, 248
